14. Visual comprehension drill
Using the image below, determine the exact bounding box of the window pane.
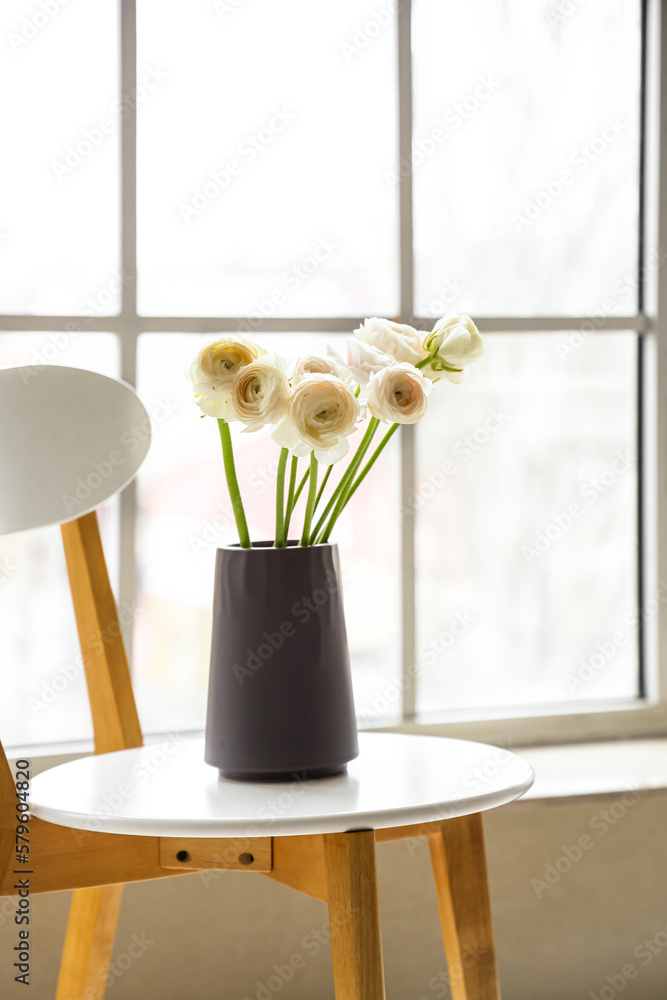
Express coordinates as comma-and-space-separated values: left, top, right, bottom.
137, 1, 398, 316
135, 333, 401, 735
0, 1, 120, 314
415, 334, 638, 716
413, 0, 641, 317
0, 334, 120, 748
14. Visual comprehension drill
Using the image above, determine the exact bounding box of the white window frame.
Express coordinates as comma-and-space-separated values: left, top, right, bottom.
3, 0, 666, 750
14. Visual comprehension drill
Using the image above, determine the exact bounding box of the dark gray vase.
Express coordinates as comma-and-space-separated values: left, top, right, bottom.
204, 541, 359, 781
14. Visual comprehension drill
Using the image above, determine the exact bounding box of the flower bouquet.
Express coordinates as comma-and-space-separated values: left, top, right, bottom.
191, 314, 484, 780
187, 314, 484, 549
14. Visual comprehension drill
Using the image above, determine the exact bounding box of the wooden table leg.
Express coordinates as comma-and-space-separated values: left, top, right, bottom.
428, 813, 500, 1000
55, 885, 123, 1000
323, 830, 386, 1000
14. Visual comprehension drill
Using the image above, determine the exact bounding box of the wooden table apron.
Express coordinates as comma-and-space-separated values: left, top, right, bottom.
15, 733, 533, 897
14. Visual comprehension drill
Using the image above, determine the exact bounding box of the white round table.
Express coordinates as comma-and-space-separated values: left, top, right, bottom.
30, 732, 533, 838
29, 733, 533, 1000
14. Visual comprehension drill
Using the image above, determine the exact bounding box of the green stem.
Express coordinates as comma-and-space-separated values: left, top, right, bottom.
274, 448, 288, 548
309, 419, 380, 544
340, 422, 400, 513
417, 351, 462, 375
315, 418, 380, 543
292, 467, 310, 508
313, 464, 333, 515
217, 419, 251, 548
300, 452, 318, 546
282, 456, 299, 545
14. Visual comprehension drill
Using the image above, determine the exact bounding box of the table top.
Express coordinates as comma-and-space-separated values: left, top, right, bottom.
29, 733, 534, 839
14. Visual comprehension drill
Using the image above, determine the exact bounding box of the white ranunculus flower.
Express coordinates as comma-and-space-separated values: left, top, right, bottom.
423, 314, 485, 383
291, 355, 340, 384
271, 373, 361, 464
364, 362, 431, 424
231, 356, 290, 432
187, 337, 266, 417
355, 317, 426, 366
327, 339, 394, 388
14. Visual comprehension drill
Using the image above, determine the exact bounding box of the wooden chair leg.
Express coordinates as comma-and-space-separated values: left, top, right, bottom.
428, 813, 500, 1000
55, 885, 123, 1000
57, 513, 143, 1000
323, 831, 386, 1000
0, 743, 16, 891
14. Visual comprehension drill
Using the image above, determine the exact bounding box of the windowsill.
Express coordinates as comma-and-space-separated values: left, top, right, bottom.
7, 734, 667, 805
517, 738, 667, 804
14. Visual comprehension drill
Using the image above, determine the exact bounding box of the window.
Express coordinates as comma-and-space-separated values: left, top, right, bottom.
1, 0, 665, 751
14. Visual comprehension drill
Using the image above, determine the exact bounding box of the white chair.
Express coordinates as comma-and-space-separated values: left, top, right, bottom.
0, 363, 150, 1000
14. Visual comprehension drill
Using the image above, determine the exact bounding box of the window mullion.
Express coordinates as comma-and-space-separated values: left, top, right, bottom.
119, 0, 139, 662
120, 0, 138, 325
397, 0, 417, 720
640, 0, 667, 709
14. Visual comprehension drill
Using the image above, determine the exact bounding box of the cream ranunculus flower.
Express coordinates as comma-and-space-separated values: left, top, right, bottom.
231, 356, 290, 432
327, 339, 394, 389
364, 362, 431, 424
355, 317, 426, 366
271, 374, 361, 464
187, 337, 266, 417
291, 355, 340, 384
423, 314, 485, 383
